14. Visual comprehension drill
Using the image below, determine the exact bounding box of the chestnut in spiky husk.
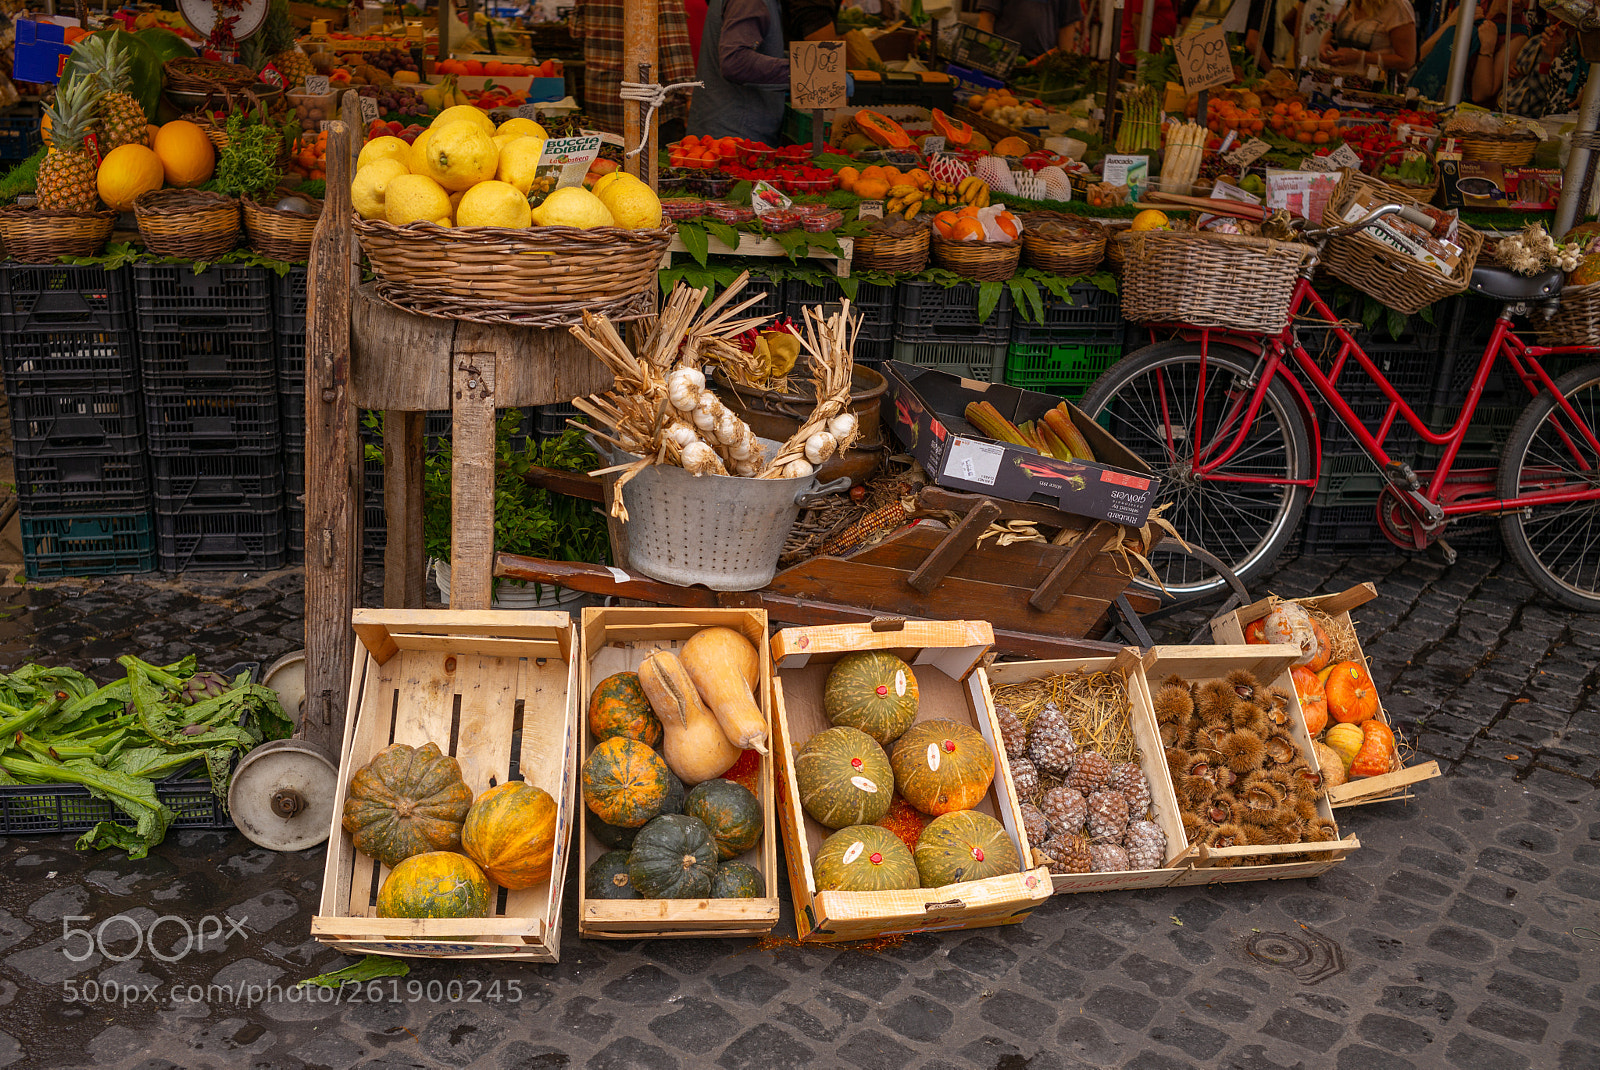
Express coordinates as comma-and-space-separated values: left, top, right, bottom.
1217, 729, 1266, 775
1195, 680, 1239, 727
1153, 683, 1194, 724
1230, 700, 1269, 736
1262, 729, 1299, 767
1225, 669, 1260, 702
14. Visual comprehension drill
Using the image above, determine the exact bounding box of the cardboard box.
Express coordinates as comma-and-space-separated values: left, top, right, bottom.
1265, 168, 1339, 222
577, 608, 781, 940
1208, 584, 1441, 807
1439, 157, 1561, 211
771, 619, 1053, 942
312, 610, 579, 960
882, 362, 1162, 528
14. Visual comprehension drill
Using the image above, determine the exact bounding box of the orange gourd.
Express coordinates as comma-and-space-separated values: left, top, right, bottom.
1290, 665, 1328, 736
1349, 719, 1396, 778
1322, 660, 1378, 723
1305, 618, 1331, 672
855, 110, 914, 150
1244, 618, 1266, 644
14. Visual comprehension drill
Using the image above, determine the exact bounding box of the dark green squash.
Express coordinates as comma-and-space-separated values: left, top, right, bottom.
823, 651, 919, 746
586, 850, 641, 900
913, 810, 1020, 886
710, 860, 766, 898
342, 741, 474, 867
683, 778, 762, 860
582, 736, 671, 828
627, 814, 719, 899
813, 824, 920, 892
794, 726, 893, 829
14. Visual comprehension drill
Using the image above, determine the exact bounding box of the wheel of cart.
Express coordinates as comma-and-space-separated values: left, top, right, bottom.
226, 651, 341, 852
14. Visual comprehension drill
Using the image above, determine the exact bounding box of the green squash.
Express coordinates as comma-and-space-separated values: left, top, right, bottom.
591, 769, 682, 849
890, 719, 995, 817
683, 778, 762, 860
582, 736, 671, 828
913, 810, 1020, 887
588, 670, 663, 747
813, 824, 920, 892
376, 851, 491, 919
61, 30, 163, 123
134, 27, 196, 65
342, 741, 473, 868
823, 651, 919, 746
794, 726, 893, 830
710, 861, 766, 898
586, 850, 641, 900
628, 814, 719, 899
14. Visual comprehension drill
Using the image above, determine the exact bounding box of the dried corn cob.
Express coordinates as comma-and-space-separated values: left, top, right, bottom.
818, 500, 912, 557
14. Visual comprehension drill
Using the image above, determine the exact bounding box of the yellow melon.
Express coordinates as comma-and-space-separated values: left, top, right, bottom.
97, 145, 165, 210
993, 136, 1031, 157
151, 121, 216, 188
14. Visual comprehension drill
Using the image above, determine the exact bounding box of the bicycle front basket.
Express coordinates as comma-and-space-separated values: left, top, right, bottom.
1117, 229, 1313, 334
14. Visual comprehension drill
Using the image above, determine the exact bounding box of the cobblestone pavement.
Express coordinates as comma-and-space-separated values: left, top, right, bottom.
0, 550, 1595, 1070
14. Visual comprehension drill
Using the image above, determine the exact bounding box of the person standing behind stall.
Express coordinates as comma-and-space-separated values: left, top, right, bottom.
572, 0, 697, 140
785, 0, 843, 40
1317, 0, 1417, 77
686, 0, 788, 145
977, 0, 1087, 60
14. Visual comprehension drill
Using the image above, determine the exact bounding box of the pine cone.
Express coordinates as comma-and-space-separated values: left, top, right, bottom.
1040, 833, 1091, 874
1123, 819, 1167, 869
1106, 761, 1152, 816
1038, 786, 1087, 835
996, 704, 1028, 762
1086, 789, 1130, 840
1027, 703, 1077, 777
1088, 843, 1130, 873
1009, 756, 1040, 798
1019, 802, 1051, 847
1065, 750, 1112, 795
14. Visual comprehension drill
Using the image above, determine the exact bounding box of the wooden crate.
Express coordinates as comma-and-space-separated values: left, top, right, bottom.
771, 619, 1053, 943
1142, 644, 1362, 886
313, 610, 579, 960
577, 607, 781, 940
1208, 584, 1441, 807
985, 650, 1190, 893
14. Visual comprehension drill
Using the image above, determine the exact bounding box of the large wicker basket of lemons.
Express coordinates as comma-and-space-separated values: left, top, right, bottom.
352, 106, 673, 327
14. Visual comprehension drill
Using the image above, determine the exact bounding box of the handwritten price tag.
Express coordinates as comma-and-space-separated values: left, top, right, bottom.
858, 200, 884, 219
1173, 27, 1232, 94
359, 95, 380, 124
1223, 137, 1271, 168
1327, 143, 1363, 170
790, 40, 846, 110
305, 75, 330, 95
921, 136, 946, 154
516, 103, 542, 120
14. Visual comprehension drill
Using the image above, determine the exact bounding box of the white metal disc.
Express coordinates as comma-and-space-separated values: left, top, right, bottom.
178, 0, 272, 42
228, 738, 340, 852
262, 650, 308, 726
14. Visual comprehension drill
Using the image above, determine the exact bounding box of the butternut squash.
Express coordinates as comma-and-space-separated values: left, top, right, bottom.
681, 627, 768, 754
638, 649, 741, 785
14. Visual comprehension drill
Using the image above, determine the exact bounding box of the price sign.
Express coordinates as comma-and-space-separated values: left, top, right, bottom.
1224, 137, 1271, 168
537, 135, 604, 189
305, 75, 330, 95
359, 95, 380, 123
1327, 143, 1363, 170
857, 200, 884, 219
1173, 27, 1233, 94
790, 40, 847, 110
1300, 154, 1335, 172
921, 136, 946, 154
516, 103, 542, 120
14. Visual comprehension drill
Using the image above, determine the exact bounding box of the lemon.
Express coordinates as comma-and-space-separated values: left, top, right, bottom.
1130, 209, 1169, 232
407, 128, 434, 175
385, 173, 453, 227
357, 136, 412, 173
496, 136, 547, 195
457, 180, 532, 228
591, 170, 631, 197
419, 120, 498, 192
430, 104, 495, 136
597, 177, 663, 230
497, 116, 548, 140
351, 158, 410, 220
529, 185, 615, 229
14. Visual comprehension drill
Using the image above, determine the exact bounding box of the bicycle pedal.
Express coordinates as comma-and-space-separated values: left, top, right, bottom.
1428, 538, 1458, 566
1384, 461, 1421, 491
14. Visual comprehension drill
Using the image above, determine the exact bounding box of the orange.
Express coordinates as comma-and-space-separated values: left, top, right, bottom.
994, 212, 1020, 240
836, 166, 860, 191
933, 210, 959, 239
853, 178, 890, 199
957, 205, 980, 218
1313, 131, 1329, 144
879, 165, 902, 183
950, 218, 986, 242
858, 165, 886, 183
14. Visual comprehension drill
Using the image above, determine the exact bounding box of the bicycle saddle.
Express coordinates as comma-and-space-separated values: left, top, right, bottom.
1468, 264, 1564, 301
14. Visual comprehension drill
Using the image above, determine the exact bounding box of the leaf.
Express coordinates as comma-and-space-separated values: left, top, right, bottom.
1418, 305, 1435, 326
807, 231, 842, 255
729, 180, 754, 204
1360, 296, 1382, 331
299, 955, 411, 989
976, 280, 1004, 323
1009, 276, 1045, 324
836, 275, 859, 301
1385, 307, 1407, 342
703, 221, 741, 251
678, 223, 710, 267
772, 230, 810, 258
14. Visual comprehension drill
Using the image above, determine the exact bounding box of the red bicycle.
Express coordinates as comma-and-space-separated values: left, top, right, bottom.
1080, 204, 1600, 610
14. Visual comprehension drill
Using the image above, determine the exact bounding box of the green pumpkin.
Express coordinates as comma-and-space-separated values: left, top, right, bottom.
913, 810, 1020, 887
586, 850, 641, 900
376, 851, 491, 919
582, 737, 671, 828
628, 814, 719, 898
794, 726, 893, 830
588, 670, 663, 747
813, 824, 920, 892
710, 860, 767, 898
683, 778, 762, 860
823, 651, 919, 746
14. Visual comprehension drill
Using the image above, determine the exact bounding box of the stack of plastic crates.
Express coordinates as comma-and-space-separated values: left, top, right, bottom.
892, 280, 1012, 382
3, 264, 156, 578
786, 279, 896, 370
0, 105, 40, 165
1003, 283, 1125, 401
277, 266, 309, 557
135, 264, 287, 572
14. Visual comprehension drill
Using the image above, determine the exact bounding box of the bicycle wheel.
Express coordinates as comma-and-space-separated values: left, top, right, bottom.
1497, 361, 1600, 611
1079, 340, 1313, 599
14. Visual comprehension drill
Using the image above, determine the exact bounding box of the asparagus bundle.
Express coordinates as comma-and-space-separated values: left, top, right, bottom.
965, 400, 1097, 462
1161, 121, 1208, 194
1114, 85, 1162, 154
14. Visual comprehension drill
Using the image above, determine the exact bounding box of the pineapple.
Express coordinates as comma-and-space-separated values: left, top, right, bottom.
38, 79, 102, 213
276, 48, 314, 86
78, 36, 147, 151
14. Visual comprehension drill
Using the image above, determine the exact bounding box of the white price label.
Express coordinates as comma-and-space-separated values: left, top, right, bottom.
1327, 143, 1363, 170
1300, 154, 1336, 172
359, 95, 380, 123
850, 776, 879, 794
921, 136, 946, 154
305, 75, 330, 95
925, 743, 942, 771
516, 103, 542, 120
857, 200, 884, 219
1223, 137, 1271, 169
842, 841, 865, 865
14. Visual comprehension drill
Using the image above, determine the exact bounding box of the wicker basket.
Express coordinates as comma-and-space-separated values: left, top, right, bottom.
165, 58, 260, 94
1536, 282, 1600, 346
1019, 212, 1106, 275
1457, 132, 1539, 166
931, 237, 1021, 281
243, 195, 322, 261
1382, 175, 1440, 203
1320, 170, 1483, 315
851, 225, 930, 273
355, 216, 676, 327
1104, 221, 1132, 273
1118, 229, 1314, 334
0, 207, 115, 262
134, 189, 241, 260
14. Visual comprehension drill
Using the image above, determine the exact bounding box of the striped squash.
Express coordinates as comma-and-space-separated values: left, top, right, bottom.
822, 651, 919, 746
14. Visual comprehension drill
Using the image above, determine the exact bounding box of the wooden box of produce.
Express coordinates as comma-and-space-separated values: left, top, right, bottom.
771, 619, 1053, 943
986, 651, 1188, 893
576, 607, 781, 940
313, 610, 579, 960
1208, 584, 1441, 807
1143, 644, 1361, 886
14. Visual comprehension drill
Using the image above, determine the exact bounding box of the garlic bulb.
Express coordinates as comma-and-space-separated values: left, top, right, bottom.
692, 406, 716, 431
666, 422, 698, 448
715, 410, 742, 444
827, 413, 858, 441
666, 368, 704, 411
784, 459, 814, 478
803, 431, 838, 466
727, 437, 754, 460
681, 441, 722, 476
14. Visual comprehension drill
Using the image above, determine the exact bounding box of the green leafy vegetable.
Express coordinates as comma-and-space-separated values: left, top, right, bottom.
299, 955, 411, 989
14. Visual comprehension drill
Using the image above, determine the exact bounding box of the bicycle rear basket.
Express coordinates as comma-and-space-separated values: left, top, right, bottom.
1117, 229, 1313, 334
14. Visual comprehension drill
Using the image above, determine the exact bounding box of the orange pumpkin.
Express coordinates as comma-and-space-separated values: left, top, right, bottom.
1244, 618, 1266, 644
461, 781, 558, 889
1305, 618, 1331, 672
1349, 719, 1396, 778
1290, 665, 1328, 736
1321, 660, 1378, 724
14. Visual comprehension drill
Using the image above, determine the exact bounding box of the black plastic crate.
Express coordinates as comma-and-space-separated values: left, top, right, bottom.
154, 504, 289, 572
1301, 502, 1391, 555
0, 768, 229, 834
849, 74, 955, 111
144, 389, 280, 454
891, 339, 1008, 383
786, 280, 897, 341
278, 325, 305, 385
275, 264, 308, 323
533, 403, 581, 437
895, 281, 1013, 344
1009, 284, 1124, 346
285, 444, 304, 497
132, 264, 274, 333
10, 389, 144, 455
287, 502, 304, 556
1, 328, 140, 392
1, 263, 131, 333
713, 274, 784, 321
138, 328, 277, 388
365, 500, 387, 561
856, 334, 894, 368
152, 453, 285, 508
0, 104, 40, 163
20, 511, 156, 579
13, 450, 150, 515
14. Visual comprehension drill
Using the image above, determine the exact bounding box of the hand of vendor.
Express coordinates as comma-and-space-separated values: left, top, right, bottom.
1323, 45, 1367, 67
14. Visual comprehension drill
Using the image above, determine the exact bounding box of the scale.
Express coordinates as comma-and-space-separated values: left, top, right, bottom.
176, 0, 272, 54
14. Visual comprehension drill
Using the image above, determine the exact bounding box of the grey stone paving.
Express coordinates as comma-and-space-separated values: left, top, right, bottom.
0, 550, 1594, 1070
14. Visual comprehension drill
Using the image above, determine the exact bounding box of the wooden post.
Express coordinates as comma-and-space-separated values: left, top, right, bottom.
302, 121, 361, 754
449, 334, 498, 610
383, 411, 427, 608
622, 0, 659, 181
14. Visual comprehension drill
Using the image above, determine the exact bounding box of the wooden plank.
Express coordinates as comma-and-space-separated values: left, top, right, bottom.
449, 343, 497, 610
1328, 761, 1441, 806
1029, 520, 1118, 612
852, 525, 1138, 594
907, 499, 1001, 593
621, 0, 657, 186
521, 464, 604, 502
312, 916, 547, 939
384, 410, 427, 608
386, 635, 566, 661
350, 608, 573, 635
351, 621, 400, 666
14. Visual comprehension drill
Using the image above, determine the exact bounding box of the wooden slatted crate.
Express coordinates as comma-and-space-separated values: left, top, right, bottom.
771, 619, 1053, 942
313, 609, 579, 960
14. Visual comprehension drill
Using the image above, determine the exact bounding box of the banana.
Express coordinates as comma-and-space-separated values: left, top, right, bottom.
887, 184, 919, 198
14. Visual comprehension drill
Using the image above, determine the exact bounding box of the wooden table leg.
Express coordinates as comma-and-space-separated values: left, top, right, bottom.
383, 410, 426, 608
449, 351, 496, 609
907, 499, 1001, 594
